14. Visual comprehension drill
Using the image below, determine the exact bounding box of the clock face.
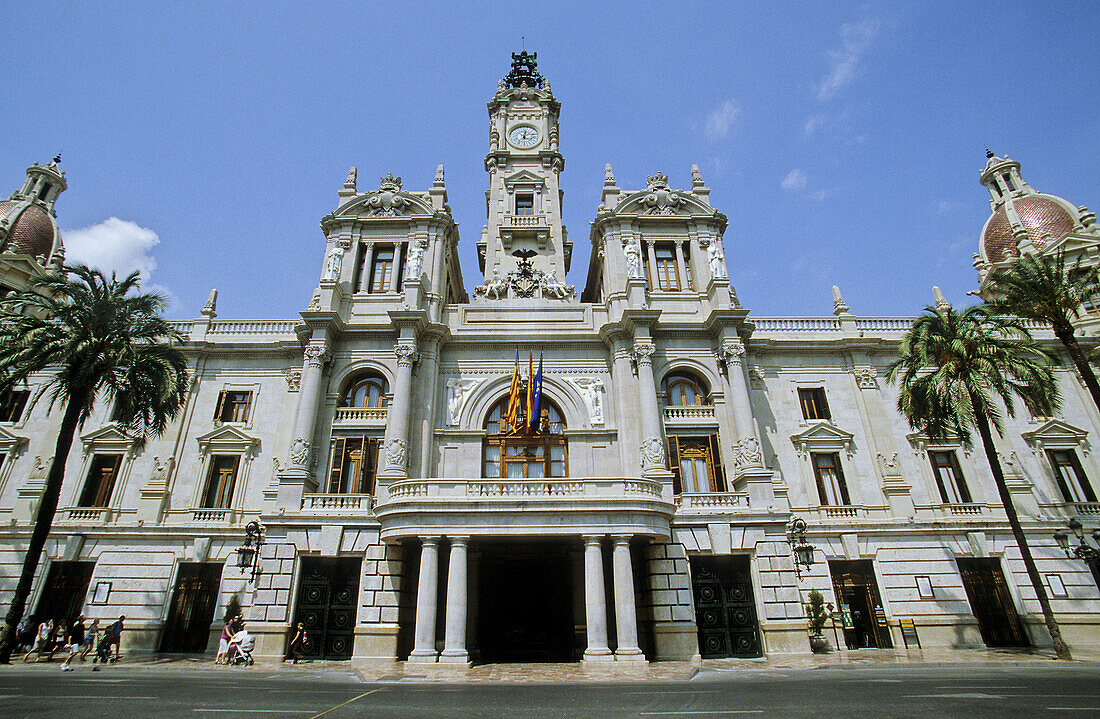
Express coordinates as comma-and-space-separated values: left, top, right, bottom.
509, 125, 540, 148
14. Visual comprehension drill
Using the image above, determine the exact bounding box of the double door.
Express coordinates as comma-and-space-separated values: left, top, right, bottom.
957, 558, 1028, 647
829, 560, 892, 649
690, 555, 761, 658
35, 561, 95, 624
292, 558, 361, 660
161, 563, 222, 653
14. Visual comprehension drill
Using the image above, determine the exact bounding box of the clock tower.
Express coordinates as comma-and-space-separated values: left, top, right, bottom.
476, 52, 573, 300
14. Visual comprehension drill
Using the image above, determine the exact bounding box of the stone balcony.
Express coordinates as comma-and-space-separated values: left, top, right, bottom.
674, 492, 750, 515
662, 405, 716, 423
374, 476, 674, 541
333, 406, 388, 427
301, 493, 373, 512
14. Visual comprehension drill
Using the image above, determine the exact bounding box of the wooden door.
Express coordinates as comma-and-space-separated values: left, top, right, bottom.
691, 555, 762, 658
957, 558, 1028, 647
160, 562, 223, 652
291, 558, 361, 660
35, 561, 95, 623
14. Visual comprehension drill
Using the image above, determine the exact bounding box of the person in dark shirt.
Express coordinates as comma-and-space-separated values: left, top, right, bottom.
61, 615, 86, 671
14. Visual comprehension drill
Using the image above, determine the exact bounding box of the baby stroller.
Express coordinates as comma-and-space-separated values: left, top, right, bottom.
226, 629, 255, 666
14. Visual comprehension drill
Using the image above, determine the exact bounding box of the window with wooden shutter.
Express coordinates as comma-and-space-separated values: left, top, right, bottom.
202, 455, 240, 508
329, 436, 382, 494
1049, 449, 1097, 503
812, 452, 850, 506
214, 390, 252, 423
930, 450, 971, 504
708, 434, 727, 492
79, 454, 123, 507
668, 435, 682, 495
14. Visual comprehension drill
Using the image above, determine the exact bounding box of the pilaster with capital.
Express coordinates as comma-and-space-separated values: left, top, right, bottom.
631, 339, 666, 476
277, 338, 331, 510
717, 339, 762, 473
379, 341, 419, 481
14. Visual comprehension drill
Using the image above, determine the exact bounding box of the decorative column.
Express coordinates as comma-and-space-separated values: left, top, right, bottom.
611, 535, 644, 660
440, 536, 470, 663
379, 341, 419, 481
632, 340, 666, 477
645, 241, 659, 289
409, 536, 440, 662
672, 240, 686, 290
717, 339, 762, 472
582, 535, 613, 661
611, 337, 636, 471
391, 242, 405, 292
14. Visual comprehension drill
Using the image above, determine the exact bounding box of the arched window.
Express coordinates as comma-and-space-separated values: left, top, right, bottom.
663, 372, 709, 407
482, 396, 567, 478
341, 373, 388, 408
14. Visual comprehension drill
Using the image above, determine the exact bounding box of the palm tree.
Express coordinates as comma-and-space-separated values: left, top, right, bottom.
887, 304, 1072, 660
0, 265, 189, 663
984, 249, 1100, 414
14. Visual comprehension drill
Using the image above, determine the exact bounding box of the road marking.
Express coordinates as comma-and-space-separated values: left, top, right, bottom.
627, 691, 725, 695
1046, 709, 1100, 712
193, 711, 313, 714
640, 712, 764, 716
309, 689, 383, 719
904, 693, 1014, 699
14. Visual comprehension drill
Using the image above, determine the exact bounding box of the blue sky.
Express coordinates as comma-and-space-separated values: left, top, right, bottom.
3, 1, 1098, 319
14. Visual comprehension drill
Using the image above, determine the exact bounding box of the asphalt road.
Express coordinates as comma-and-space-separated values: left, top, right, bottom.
1, 661, 1099, 718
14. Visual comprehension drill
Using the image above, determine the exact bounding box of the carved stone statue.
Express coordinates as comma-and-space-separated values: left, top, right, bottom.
539, 271, 576, 300
572, 378, 604, 425
640, 436, 665, 470
29, 456, 49, 480
877, 452, 900, 477
150, 456, 173, 482
289, 438, 310, 467
474, 270, 508, 300
446, 378, 479, 425
323, 244, 343, 281
385, 438, 408, 470
405, 237, 428, 278
704, 238, 728, 279
623, 239, 642, 278
733, 436, 761, 469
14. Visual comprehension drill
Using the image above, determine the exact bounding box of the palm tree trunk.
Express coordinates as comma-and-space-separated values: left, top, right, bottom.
1054, 321, 1100, 416
0, 395, 85, 664
972, 399, 1072, 660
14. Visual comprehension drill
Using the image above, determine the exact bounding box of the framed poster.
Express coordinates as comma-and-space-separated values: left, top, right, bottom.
915, 575, 934, 599
91, 581, 111, 605
839, 603, 853, 629
1046, 573, 1067, 598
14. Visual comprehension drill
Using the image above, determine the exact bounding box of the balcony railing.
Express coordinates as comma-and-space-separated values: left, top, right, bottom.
506, 214, 542, 227
663, 405, 716, 421
823, 505, 861, 519
1074, 502, 1100, 516
676, 492, 750, 513
65, 507, 111, 523
192, 508, 232, 523
385, 476, 664, 501
302, 494, 372, 511
333, 407, 388, 425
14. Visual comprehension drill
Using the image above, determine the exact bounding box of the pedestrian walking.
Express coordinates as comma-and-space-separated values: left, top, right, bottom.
22, 618, 52, 663
216, 618, 233, 664
288, 622, 307, 663
61, 615, 85, 671
106, 615, 124, 661
46, 619, 67, 661
82, 619, 100, 661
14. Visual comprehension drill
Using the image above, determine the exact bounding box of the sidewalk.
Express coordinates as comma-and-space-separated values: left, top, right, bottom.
6, 646, 1099, 683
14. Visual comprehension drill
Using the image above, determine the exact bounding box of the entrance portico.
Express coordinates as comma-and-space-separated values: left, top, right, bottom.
375, 475, 673, 663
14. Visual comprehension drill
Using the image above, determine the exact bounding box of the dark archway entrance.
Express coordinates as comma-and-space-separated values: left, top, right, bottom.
35, 561, 95, 624
477, 542, 576, 662
957, 557, 1028, 647
829, 560, 893, 649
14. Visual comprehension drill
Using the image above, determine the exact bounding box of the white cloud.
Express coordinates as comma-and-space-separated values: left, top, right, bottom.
811, 189, 828, 202
63, 217, 159, 280
703, 100, 741, 141
816, 19, 881, 101
803, 114, 824, 137
781, 168, 808, 191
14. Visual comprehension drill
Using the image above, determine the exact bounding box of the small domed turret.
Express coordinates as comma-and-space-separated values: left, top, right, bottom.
0, 156, 66, 267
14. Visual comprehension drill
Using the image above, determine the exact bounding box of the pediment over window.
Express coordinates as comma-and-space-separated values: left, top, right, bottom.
196, 424, 260, 457
1022, 418, 1089, 450
503, 169, 546, 186
80, 423, 140, 458
790, 421, 854, 456
0, 423, 28, 452
906, 430, 969, 458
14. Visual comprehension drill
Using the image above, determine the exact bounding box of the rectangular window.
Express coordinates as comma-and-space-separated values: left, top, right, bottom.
482, 438, 567, 479
1049, 449, 1097, 503
202, 455, 240, 508
0, 389, 30, 423
328, 436, 380, 494
214, 390, 252, 423
515, 193, 534, 216
929, 450, 972, 503
668, 434, 727, 494
368, 245, 401, 292
643, 243, 681, 291
812, 452, 851, 506
798, 388, 831, 421
78, 454, 123, 508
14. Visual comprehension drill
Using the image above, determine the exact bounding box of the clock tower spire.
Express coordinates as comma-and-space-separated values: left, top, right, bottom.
475, 52, 573, 300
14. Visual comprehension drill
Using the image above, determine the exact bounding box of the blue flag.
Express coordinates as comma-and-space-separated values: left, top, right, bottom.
529, 353, 543, 433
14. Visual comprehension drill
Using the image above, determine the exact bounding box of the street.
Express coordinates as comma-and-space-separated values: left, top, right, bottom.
1, 661, 1099, 718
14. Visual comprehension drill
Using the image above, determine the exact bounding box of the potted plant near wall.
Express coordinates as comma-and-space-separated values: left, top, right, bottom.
805, 589, 831, 653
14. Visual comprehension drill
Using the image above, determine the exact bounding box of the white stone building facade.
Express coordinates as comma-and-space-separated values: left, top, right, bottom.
2, 54, 1099, 663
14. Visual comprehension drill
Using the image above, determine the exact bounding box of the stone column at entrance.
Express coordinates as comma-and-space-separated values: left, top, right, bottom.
409, 536, 440, 662
611, 535, 644, 660
440, 536, 470, 663
583, 535, 613, 661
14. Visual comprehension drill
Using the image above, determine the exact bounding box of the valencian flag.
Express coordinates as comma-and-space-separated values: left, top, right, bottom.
524, 351, 534, 434
505, 350, 522, 434
529, 353, 543, 434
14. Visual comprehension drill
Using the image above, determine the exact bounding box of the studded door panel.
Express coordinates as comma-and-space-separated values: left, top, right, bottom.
690, 555, 761, 658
